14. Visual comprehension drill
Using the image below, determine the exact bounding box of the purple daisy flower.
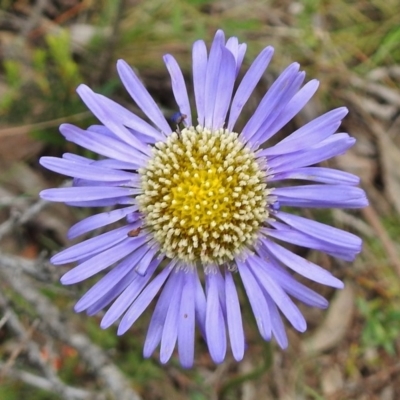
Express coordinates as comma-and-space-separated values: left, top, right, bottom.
40, 30, 368, 368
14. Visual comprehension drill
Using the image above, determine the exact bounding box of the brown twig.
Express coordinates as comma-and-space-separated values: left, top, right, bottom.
0, 112, 90, 138
346, 91, 400, 278
0, 292, 98, 400
0, 198, 49, 241
1, 319, 39, 377
0, 251, 53, 282
0, 180, 71, 242
327, 362, 400, 400
0, 267, 142, 400
0, 362, 95, 400
28, 0, 91, 40
362, 206, 400, 278
19, 0, 49, 37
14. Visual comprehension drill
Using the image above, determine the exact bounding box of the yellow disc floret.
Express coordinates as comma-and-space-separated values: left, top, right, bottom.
137, 126, 269, 265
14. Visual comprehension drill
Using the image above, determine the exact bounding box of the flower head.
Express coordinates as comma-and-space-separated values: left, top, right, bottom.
40, 30, 368, 367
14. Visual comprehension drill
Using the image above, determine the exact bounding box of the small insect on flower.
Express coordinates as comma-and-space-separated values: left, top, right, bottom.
40, 29, 368, 368
170, 112, 187, 125
127, 227, 141, 237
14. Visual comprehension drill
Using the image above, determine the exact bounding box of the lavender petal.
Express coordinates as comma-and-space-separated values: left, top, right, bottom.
163, 54, 192, 126
262, 239, 344, 288
249, 257, 307, 332
178, 272, 196, 368
192, 40, 207, 126
228, 46, 274, 130
225, 269, 245, 361
269, 167, 360, 185
116, 60, 171, 134
67, 206, 138, 239
59, 124, 145, 167
52, 225, 139, 264
205, 273, 227, 363
60, 237, 146, 284
275, 184, 368, 208
117, 266, 172, 335
160, 271, 184, 364
237, 258, 271, 340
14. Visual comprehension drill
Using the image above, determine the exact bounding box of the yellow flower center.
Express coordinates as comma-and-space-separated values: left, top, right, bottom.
137, 126, 270, 265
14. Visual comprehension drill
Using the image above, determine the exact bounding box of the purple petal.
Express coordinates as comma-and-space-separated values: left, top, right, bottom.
71, 177, 133, 188
212, 47, 236, 129
116, 60, 171, 134
259, 79, 319, 142
66, 197, 134, 207
260, 108, 348, 156
101, 258, 171, 330
62, 153, 93, 164
275, 211, 362, 253
266, 133, 355, 171
249, 71, 306, 147
67, 206, 138, 239
74, 245, 150, 312
262, 239, 344, 288
214, 268, 227, 317
88, 257, 162, 317
204, 45, 222, 129
225, 36, 238, 55
205, 273, 227, 363
194, 271, 207, 338
143, 260, 175, 358
61, 237, 148, 285
269, 167, 360, 185
40, 157, 136, 182
228, 46, 274, 130
211, 29, 226, 49
236, 44, 247, 73
143, 264, 179, 358
40, 186, 138, 203
241, 63, 301, 142
192, 40, 208, 126
203, 31, 226, 127
237, 259, 271, 340
60, 236, 147, 284
262, 225, 356, 261
59, 124, 145, 167
163, 54, 192, 126
178, 272, 196, 368
249, 257, 307, 332
225, 269, 245, 361
83, 101, 165, 147
76, 85, 152, 156
52, 225, 138, 264
160, 271, 184, 364
92, 158, 141, 171
225, 37, 246, 76
264, 260, 329, 309
263, 291, 288, 349
135, 245, 160, 276
282, 108, 347, 144
86, 272, 137, 316
274, 184, 368, 208
117, 266, 173, 335
85, 103, 163, 143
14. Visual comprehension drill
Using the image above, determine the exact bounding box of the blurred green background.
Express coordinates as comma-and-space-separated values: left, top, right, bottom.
1, 0, 400, 399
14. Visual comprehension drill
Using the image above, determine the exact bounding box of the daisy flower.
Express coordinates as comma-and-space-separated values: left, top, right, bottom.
40, 30, 368, 368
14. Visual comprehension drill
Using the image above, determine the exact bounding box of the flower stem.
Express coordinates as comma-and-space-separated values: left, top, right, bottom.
217, 341, 273, 398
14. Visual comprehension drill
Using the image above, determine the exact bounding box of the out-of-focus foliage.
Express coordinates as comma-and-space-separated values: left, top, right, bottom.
358, 298, 400, 355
